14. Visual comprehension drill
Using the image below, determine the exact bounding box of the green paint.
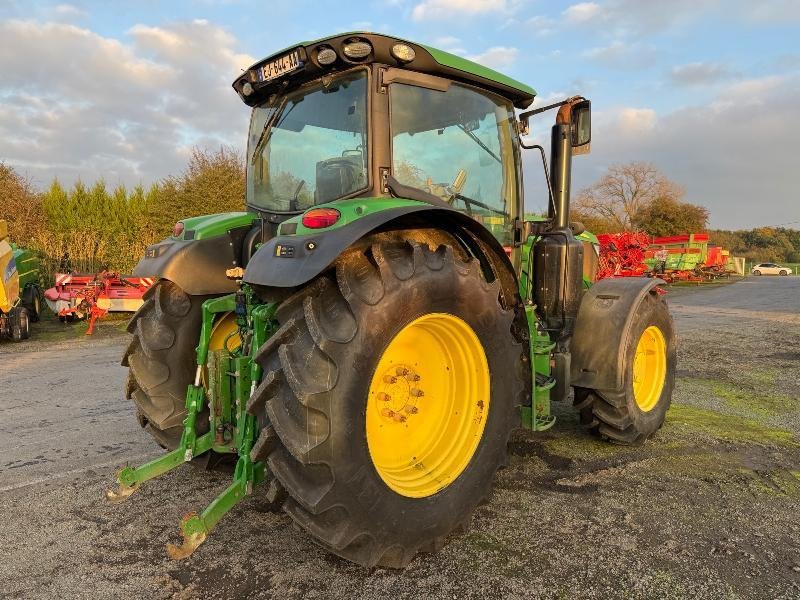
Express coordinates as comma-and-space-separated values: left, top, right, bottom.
519, 306, 555, 431
11, 246, 40, 290
282, 197, 432, 236
111, 290, 279, 555
419, 44, 536, 98
176, 212, 257, 241
666, 403, 798, 447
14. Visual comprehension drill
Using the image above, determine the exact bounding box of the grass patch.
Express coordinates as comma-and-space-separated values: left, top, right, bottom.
667, 403, 798, 447
709, 379, 796, 416
541, 433, 633, 461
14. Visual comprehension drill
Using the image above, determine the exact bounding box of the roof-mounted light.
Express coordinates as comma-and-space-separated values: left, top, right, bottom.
391, 43, 416, 63
342, 40, 372, 59
317, 47, 337, 65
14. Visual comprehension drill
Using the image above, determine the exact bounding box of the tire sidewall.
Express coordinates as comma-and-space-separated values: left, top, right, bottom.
622, 293, 675, 434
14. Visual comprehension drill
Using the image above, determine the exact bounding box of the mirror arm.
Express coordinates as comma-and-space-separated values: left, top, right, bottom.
518, 141, 557, 220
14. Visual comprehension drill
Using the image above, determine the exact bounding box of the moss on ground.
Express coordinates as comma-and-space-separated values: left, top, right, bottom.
707, 379, 796, 417
667, 403, 798, 447
541, 433, 633, 460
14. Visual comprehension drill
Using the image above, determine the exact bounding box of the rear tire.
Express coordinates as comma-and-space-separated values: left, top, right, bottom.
753, 270, 761, 276
574, 291, 675, 444
122, 280, 207, 449
779, 270, 788, 276
247, 237, 525, 567
22, 284, 41, 322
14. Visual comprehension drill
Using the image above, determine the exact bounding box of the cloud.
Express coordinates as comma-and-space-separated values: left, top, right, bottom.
0, 19, 255, 188
669, 62, 733, 87
411, 0, 509, 21
563, 2, 601, 24
562, 0, 719, 35
466, 46, 518, 70
582, 40, 657, 69
563, 75, 800, 228
527, 15, 556, 36
53, 4, 86, 20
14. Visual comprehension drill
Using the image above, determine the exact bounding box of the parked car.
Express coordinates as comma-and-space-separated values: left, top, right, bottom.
751, 263, 792, 276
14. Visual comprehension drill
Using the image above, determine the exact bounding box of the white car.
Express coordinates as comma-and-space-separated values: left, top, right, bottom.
751, 262, 792, 276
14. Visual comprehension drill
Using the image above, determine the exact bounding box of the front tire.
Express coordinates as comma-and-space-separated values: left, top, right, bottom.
247, 237, 525, 567
574, 291, 676, 444
753, 270, 761, 276
779, 270, 788, 276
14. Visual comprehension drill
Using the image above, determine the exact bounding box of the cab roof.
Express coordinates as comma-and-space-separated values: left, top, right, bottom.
233, 32, 536, 109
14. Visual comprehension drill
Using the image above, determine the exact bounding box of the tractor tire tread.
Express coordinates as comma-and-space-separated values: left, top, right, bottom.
248, 237, 523, 567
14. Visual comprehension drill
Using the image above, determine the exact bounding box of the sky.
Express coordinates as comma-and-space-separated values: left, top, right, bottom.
0, 0, 798, 229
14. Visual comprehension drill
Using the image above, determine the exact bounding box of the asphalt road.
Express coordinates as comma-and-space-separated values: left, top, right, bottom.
0, 275, 798, 599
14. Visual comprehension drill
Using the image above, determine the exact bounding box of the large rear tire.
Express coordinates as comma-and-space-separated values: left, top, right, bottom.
122, 280, 207, 449
247, 237, 525, 567
574, 291, 676, 444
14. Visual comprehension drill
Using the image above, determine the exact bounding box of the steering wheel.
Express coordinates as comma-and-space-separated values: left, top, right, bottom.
429, 169, 468, 204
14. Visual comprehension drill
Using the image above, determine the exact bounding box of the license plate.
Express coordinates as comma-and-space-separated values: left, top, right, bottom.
256, 50, 303, 83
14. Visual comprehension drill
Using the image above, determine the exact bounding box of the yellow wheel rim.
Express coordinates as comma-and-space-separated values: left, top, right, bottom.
201, 313, 240, 388
632, 325, 667, 412
366, 313, 490, 498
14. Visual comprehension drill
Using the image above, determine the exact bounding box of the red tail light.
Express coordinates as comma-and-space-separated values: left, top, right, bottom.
302, 208, 341, 229
173, 221, 185, 237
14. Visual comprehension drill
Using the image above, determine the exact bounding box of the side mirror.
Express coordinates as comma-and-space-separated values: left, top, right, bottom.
571, 99, 591, 148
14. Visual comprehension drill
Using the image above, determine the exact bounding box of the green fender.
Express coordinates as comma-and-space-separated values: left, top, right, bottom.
242, 198, 517, 290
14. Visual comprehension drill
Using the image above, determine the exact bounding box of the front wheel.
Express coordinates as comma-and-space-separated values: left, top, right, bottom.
247, 237, 525, 567
753, 270, 761, 276
574, 291, 676, 444
779, 270, 788, 276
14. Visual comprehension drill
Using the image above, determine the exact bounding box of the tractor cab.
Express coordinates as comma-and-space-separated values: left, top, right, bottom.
236, 33, 535, 247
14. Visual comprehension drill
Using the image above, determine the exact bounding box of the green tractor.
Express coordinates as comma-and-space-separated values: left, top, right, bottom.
0, 219, 41, 341
111, 33, 675, 567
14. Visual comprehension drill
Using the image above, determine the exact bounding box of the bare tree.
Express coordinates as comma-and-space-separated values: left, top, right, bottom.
574, 162, 685, 230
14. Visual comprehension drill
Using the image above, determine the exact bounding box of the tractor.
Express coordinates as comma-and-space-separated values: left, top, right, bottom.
110, 33, 676, 568
0, 219, 41, 341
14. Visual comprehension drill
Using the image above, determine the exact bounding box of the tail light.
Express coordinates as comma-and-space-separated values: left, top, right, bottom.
302, 208, 340, 229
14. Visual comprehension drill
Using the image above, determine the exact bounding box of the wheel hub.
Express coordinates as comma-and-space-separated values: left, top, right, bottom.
366, 313, 490, 498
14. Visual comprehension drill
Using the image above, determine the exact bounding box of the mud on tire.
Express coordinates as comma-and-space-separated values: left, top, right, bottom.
574, 291, 676, 444
247, 236, 526, 568
122, 280, 208, 449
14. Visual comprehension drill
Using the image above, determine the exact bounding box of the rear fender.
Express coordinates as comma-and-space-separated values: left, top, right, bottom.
242, 200, 519, 300
570, 277, 665, 391
133, 212, 258, 295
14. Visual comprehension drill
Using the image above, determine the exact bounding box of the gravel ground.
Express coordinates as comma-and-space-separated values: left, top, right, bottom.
0, 276, 798, 599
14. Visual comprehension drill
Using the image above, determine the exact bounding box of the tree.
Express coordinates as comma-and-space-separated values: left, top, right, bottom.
147, 146, 245, 235
574, 162, 685, 230
632, 196, 709, 237
0, 162, 43, 242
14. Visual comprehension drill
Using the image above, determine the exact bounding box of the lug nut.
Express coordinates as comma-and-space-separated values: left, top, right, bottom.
404, 404, 418, 414
407, 372, 421, 382
383, 375, 397, 384
393, 412, 407, 423
395, 367, 409, 376
381, 408, 395, 418
410, 388, 424, 398
377, 392, 391, 402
